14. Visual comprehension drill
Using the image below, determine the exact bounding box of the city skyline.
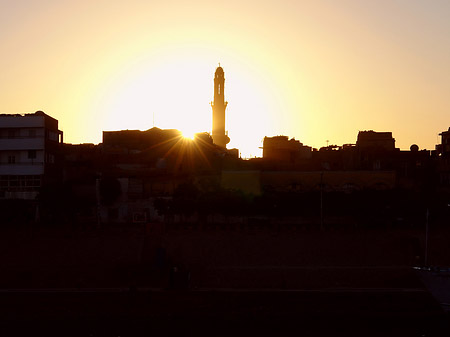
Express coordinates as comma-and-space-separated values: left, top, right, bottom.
1, 0, 450, 157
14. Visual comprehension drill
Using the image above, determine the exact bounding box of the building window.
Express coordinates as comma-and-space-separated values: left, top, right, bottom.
48, 131, 58, 141
373, 160, 381, 170
46, 153, 55, 163
7, 130, 16, 139
28, 129, 36, 138
28, 150, 36, 159
8, 156, 15, 164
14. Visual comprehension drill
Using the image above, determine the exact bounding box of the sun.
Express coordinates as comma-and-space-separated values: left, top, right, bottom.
182, 131, 196, 140
92, 55, 277, 158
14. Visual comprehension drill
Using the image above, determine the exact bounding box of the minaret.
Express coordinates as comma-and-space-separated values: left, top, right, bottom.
211, 65, 230, 148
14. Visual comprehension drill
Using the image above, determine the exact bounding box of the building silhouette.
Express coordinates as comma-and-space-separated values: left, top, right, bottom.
438, 127, 450, 157
262, 136, 312, 164
436, 127, 450, 186
211, 66, 230, 148
356, 130, 396, 151
1, 70, 449, 227
0, 111, 63, 199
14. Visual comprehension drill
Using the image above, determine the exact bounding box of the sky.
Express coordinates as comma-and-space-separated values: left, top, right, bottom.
1, 0, 450, 158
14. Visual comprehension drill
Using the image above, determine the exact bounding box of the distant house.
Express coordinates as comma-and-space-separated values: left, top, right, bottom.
262, 136, 312, 164
437, 127, 450, 187
356, 130, 396, 151
102, 127, 182, 154
355, 131, 398, 171
0, 111, 63, 199
437, 127, 450, 157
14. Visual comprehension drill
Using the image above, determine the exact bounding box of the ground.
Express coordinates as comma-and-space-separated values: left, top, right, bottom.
0, 223, 449, 336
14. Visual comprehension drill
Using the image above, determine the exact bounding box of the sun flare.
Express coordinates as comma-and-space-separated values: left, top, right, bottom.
91, 57, 276, 158
182, 131, 196, 140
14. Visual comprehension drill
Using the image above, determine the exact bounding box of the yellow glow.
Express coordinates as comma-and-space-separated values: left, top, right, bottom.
2, 0, 450, 156
89, 52, 278, 157
182, 131, 196, 141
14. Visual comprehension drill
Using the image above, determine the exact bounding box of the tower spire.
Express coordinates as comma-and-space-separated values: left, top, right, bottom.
211, 65, 230, 148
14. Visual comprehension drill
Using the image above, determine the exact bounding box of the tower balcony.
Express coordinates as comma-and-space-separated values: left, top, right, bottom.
212, 134, 230, 148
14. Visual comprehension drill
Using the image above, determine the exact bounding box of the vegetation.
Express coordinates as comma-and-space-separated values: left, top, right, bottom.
153, 182, 444, 228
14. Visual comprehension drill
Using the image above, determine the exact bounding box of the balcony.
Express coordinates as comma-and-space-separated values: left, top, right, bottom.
0, 162, 44, 175
0, 137, 45, 150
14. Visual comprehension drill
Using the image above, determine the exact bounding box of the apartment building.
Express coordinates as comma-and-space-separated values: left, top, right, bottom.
0, 111, 63, 199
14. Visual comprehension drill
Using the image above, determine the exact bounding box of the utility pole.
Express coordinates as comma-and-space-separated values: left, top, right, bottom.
320, 172, 324, 231
425, 208, 429, 266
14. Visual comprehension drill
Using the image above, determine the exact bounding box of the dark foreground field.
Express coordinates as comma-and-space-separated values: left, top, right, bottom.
0, 288, 449, 336
0, 224, 449, 336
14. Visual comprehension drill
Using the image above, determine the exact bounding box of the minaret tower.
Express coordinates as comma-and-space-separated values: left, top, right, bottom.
211, 65, 230, 148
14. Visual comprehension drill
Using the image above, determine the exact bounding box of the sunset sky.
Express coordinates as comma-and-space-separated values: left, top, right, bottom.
1, 0, 450, 157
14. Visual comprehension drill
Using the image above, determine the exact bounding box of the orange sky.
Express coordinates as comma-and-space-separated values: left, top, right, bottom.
1, 0, 450, 157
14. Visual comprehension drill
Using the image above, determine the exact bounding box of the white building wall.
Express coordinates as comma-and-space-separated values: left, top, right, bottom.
0, 115, 45, 128
18, 149, 44, 164
0, 137, 45, 150
0, 162, 44, 175
0, 150, 44, 164
0, 112, 61, 199
5, 191, 39, 200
